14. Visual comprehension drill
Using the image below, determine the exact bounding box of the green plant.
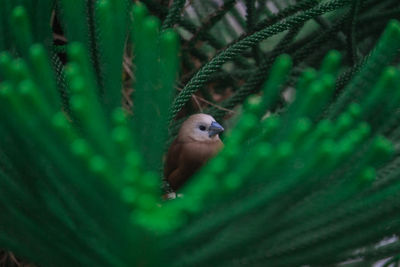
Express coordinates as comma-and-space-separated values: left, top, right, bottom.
1, 0, 400, 266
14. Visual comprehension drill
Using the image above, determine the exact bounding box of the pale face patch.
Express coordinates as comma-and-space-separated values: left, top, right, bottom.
178, 114, 223, 142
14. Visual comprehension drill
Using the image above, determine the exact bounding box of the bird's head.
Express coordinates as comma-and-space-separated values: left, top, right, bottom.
178, 114, 224, 142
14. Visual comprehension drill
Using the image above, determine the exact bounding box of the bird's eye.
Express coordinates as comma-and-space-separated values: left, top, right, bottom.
199, 125, 206, 131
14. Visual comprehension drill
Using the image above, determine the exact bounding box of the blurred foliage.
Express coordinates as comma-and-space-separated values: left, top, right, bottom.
0, 0, 400, 266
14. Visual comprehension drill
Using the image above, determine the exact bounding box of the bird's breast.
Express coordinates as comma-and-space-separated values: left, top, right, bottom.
165, 138, 223, 191
181, 140, 223, 165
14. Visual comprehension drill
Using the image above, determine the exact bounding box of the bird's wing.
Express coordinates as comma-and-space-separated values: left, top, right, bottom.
164, 139, 183, 180
166, 142, 202, 190
171, 141, 223, 189
165, 139, 223, 191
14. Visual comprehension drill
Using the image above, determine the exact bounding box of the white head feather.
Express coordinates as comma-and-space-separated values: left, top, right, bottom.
178, 114, 224, 142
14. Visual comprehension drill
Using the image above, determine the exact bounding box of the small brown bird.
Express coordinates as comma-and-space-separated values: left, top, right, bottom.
164, 114, 224, 191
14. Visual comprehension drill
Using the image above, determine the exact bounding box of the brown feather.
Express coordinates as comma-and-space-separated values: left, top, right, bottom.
164, 114, 224, 191
166, 140, 222, 190
163, 138, 182, 181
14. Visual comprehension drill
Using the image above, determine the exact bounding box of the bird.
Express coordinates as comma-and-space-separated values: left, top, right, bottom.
164, 114, 224, 192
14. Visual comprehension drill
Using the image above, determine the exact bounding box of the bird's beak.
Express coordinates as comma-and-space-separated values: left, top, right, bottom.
209, 121, 224, 137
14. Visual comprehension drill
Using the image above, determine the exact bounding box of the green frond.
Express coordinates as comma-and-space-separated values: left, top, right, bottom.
1, 0, 400, 266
